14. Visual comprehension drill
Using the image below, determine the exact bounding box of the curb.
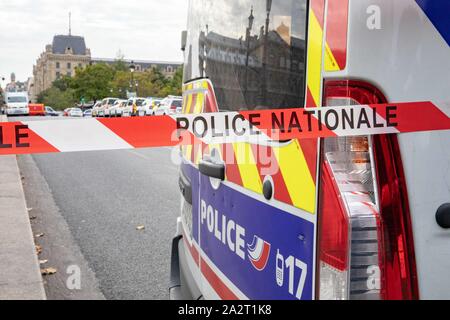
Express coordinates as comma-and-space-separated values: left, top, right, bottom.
0, 115, 46, 300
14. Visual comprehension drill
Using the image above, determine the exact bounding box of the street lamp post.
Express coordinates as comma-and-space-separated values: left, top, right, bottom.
0, 76, 6, 114
129, 60, 136, 97
0, 76, 4, 114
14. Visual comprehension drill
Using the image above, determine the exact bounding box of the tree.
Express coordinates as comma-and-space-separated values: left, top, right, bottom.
52, 75, 73, 91
167, 67, 183, 96
37, 87, 76, 110
71, 63, 115, 102
36, 63, 183, 108
110, 71, 130, 99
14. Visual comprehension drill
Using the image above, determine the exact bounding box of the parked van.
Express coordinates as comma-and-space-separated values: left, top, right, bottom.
122, 97, 146, 117
171, 0, 450, 300
28, 104, 45, 116
4, 91, 29, 116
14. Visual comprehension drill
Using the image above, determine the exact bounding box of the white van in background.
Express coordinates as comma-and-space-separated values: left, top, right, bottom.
4, 91, 29, 116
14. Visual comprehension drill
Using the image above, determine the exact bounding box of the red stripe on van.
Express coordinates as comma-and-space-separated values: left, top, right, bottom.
326, 0, 349, 70
250, 144, 293, 205
311, 0, 325, 28
200, 257, 239, 300
223, 143, 244, 186
182, 234, 239, 299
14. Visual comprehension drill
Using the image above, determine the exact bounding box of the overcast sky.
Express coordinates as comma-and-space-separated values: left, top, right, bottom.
0, 0, 188, 84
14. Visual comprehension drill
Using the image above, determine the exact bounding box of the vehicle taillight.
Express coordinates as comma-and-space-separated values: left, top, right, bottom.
317, 80, 418, 300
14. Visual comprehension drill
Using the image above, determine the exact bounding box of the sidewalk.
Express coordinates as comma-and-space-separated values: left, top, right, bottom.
0, 114, 46, 300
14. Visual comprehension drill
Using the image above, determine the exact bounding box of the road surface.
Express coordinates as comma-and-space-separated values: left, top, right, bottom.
15, 116, 181, 299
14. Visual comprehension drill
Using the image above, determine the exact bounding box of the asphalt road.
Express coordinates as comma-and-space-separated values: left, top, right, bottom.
14, 116, 181, 300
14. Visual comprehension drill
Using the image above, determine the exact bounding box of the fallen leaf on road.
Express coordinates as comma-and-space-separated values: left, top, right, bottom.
136, 225, 145, 231
29, 216, 37, 220
35, 245, 42, 255
39, 260, 48, 265
41, 268, 57, 276
35, 233, 45, 238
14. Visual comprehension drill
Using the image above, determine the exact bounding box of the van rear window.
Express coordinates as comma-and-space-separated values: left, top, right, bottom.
184, 0, 308, 111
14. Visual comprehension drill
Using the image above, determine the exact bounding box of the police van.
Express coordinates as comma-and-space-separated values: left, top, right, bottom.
170, 0, 450, 300
4, 91, 29, 116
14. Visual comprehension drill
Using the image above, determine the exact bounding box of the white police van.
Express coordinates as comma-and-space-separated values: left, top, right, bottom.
170, 0, 450, 300
4, 91, 29, 116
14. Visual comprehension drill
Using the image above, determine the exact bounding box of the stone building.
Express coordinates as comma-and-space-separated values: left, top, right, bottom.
5, 73, 29, 93
31, 33, 182, 102
32, 34, 91, 99
91, 58, 182, 79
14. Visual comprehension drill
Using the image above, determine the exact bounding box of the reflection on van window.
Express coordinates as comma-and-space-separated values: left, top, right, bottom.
184, 0, 307, 111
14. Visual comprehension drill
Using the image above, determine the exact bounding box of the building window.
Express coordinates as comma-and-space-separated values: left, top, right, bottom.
67, 72, 72, 77
167, 66, 173, 73
67, 62, 71, 69
56, 62, 60, 69
78, 63, 82, 68
56, 71, 60, 79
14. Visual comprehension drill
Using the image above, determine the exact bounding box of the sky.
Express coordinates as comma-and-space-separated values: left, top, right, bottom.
0, 0, 188, 85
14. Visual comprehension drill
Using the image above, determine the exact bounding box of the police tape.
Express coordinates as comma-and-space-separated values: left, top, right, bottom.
0, 101, 449, 155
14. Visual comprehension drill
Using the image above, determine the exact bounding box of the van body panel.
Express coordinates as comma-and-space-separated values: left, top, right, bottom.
175, 0, 450, 300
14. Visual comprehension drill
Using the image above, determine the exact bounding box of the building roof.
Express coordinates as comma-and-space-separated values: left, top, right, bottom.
52, 35, 87, 55
92, 58, 182, 68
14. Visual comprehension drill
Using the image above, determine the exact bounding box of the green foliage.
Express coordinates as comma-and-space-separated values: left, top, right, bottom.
112, 60, 129, 73
52, 75, 73, 91
37, 87, 76, 110
39, 62, 183, 109
71, 63, 115, 101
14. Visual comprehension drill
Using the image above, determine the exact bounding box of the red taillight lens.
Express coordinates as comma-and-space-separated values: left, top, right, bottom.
373, 134, 419, 300
324, 80, 387, 105
318, 80, 418, 300
319, 161, 349, 272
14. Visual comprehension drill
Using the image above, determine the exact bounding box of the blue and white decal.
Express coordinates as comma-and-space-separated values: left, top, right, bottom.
199, 175, 315, 300
416, 0, 450, 46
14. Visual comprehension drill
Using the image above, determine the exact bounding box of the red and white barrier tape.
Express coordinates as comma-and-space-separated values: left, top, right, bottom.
0, 101, 449, 155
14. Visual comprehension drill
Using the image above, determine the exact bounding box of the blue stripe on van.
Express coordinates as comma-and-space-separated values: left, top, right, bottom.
415, 0, 450, 46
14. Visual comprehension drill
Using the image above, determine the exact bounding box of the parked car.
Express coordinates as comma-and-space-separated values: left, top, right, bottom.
63, 108, 71, 116
91, 101, 102, 117
137, 97, 163, 116
45, 106, 58, 117
83, 109, 92, 117
107, 99, 127, 117
154, 96, 182, 115
97, 98, 118, 117
67, 108, 83, 117
122, 97, 146, 117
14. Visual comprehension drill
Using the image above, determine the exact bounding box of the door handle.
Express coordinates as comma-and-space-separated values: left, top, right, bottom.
199, 158, 225, 181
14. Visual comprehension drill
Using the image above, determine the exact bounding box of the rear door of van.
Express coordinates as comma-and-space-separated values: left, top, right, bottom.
323, 0, 450, 299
